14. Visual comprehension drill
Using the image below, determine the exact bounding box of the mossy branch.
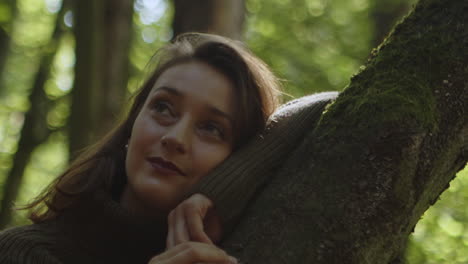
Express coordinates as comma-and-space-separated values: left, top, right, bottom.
220, 0, 467, 263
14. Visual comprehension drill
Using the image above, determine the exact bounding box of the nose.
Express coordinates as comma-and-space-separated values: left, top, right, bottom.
161, 117, 190, 154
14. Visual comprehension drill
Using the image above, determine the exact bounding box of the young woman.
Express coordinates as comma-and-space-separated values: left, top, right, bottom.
0, 33, 281, 264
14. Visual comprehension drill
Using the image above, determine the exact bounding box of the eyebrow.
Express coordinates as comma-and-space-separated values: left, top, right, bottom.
208, 106, 234, 124
154, 86, 182, 97
153, 86, 234, 124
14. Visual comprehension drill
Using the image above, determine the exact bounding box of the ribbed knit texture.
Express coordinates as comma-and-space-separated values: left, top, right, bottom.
192, 91, 339, 234
0, 191, 167, 264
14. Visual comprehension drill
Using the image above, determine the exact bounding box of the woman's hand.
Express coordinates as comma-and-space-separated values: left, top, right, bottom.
166, 194, 222, 248
148, 242, 237, 264
149, 194, 235, 263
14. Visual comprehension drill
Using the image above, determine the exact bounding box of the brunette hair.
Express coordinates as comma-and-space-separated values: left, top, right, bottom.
26, 33, 281, 222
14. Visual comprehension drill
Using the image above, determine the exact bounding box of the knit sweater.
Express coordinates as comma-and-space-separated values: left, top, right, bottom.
0, 92, 338, 263
0, 191, 167, 264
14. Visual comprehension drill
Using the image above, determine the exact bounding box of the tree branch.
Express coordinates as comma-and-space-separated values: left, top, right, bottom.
211, 0, 467, 262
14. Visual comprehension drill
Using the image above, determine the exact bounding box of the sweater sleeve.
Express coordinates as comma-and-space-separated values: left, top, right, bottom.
0, 226, 62, 264
191, 91, 339, 234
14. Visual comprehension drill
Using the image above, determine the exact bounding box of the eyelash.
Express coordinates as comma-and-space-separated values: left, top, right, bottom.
152, 100, 173, 116
199, 121, 225, 139
150, 98, 227, 140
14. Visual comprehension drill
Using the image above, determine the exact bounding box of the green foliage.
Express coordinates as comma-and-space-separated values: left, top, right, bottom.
0, 0, 66, 227
0, 2, 13, 25
245, 0, 373, 98
12, 132, 68, 226
407, 168, 468, 264
128, 0, 173, 95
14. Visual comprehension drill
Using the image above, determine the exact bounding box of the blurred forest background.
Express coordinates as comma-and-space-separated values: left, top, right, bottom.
0, 0, 466, 262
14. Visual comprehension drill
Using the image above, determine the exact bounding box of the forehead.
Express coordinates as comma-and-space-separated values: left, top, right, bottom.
149, 61, 236, 113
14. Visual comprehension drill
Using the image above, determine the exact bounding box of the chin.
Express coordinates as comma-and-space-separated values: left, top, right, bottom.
136, 184, 185, 213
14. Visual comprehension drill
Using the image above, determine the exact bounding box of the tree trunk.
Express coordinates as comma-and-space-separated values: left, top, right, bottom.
172, 0, 245, 39
69, 0, 102, 156
368, 1, 415, 259
69, 0, 134, 158
218, 0, 467, 263
98, 0, 134, 137
0, 2, 68, 228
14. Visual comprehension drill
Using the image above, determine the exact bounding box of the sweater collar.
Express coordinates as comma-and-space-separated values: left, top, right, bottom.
58, 190, 167, 263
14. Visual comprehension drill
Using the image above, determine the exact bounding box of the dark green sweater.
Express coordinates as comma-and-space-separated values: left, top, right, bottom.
0, 191, 167, 264
0, 92, 337, 264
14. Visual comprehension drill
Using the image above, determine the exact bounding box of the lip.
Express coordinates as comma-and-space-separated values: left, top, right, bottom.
146, 157, 186, 176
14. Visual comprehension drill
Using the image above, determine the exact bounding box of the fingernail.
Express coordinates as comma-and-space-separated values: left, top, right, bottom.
229, 256, 238, 264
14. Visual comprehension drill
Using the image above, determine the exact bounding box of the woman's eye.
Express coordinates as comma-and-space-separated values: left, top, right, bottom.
153, 101, 173, 116
200, 122, 225, 139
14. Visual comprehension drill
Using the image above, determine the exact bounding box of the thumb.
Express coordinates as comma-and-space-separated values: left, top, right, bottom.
185, 194, 215, 244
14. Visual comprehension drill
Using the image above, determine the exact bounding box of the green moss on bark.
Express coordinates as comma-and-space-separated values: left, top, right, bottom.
305, 0, 467, 261
222, 0, 467, 263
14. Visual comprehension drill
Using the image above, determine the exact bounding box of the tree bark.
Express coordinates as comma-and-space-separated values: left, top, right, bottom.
98, 0, 134, 138
69, 0, 102, 156
172, 0, 245, 39
0, 2, 68, 228
69, 0, 134, 158
217, 0, 467, 263
368, 1, 415, 259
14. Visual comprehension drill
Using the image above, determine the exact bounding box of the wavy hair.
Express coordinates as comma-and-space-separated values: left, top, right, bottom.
25, 33, 282, 222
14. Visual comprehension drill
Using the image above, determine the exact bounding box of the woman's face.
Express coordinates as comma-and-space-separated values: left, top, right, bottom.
123, 61, 235, 215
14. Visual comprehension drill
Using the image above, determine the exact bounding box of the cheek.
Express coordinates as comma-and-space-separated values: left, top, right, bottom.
126, 115, 163, 172
130, 114, 163, 148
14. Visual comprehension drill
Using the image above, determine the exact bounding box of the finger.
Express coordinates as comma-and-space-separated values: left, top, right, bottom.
169, 242, 237, 264
149, 242, 218, 264
166, 210, 176, 249
186, 203, 212, 244
150, 242, 235, 263
150, 242, 194, 262
149, 243, 188, 263
174, 205, 190, 245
